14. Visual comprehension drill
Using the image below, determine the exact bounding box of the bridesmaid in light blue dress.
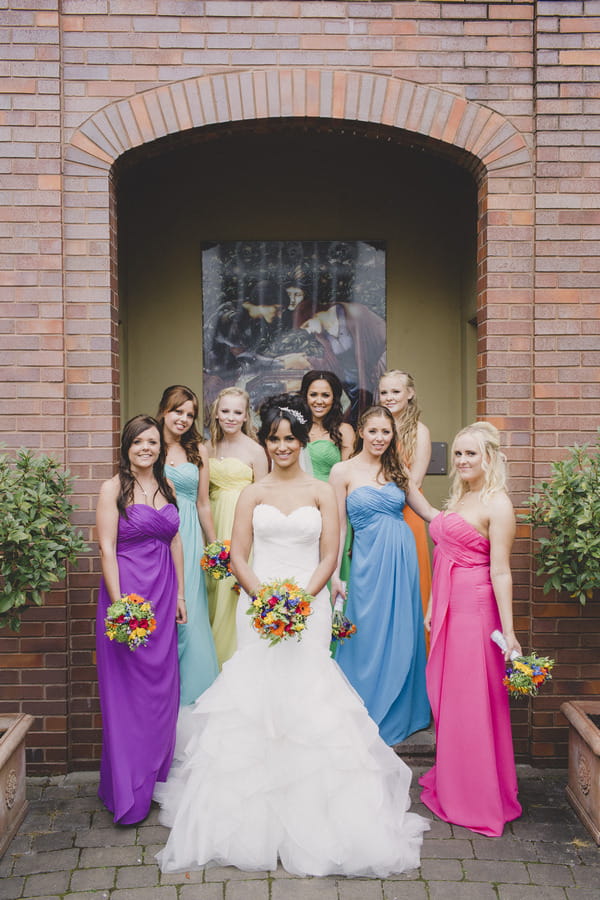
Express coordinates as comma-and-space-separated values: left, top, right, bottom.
330, 406, 434, 745
157, 385, 219, 706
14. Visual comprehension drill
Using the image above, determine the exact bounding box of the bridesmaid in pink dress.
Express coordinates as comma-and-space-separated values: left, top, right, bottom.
419, 421, 522, 837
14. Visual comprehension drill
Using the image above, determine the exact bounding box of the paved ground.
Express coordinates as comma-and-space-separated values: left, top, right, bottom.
1, 756, 599, 900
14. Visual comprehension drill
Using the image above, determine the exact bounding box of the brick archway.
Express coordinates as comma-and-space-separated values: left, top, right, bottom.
64, 69, 534, 769
68, 69, 530, 173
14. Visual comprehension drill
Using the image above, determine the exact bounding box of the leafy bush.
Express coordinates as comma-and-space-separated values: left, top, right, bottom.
521, 437, 600, 605
0, 449, 88, 631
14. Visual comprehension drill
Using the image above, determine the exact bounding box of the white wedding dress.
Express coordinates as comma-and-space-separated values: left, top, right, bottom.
155, 504, 429, 877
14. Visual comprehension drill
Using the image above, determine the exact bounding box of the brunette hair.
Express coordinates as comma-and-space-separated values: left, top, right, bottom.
353, 405, 408, 491
257, 394, 311, 448
209, 386, 257, 445
299, 370, 345, 450
117, 415, 177, 516
378, 369, 422, 466
447, 421, 507, 509
156, 384, 204, 468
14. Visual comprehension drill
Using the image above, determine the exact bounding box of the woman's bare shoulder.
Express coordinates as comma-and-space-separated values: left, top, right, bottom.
99, 474, 119, 498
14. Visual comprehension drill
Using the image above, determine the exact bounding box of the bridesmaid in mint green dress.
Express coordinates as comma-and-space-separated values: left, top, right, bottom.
300, 371, 355, 591
157, 385, 219, 706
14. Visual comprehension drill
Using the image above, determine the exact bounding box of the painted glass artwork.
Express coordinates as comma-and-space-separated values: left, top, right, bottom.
202, 240, 386, 428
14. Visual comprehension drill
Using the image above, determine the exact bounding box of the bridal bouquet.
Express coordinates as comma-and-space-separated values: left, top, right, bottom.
331, 596, 357, 645
247, 578, 313, 645
104, 593, 156, 651
201, 540, 233, 581
491, 630, 554, 698
503, 653, 554, 698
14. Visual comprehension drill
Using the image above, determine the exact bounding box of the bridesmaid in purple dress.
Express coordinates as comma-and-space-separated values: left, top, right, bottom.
96, 415, 187, 825
419, 422, 522, 836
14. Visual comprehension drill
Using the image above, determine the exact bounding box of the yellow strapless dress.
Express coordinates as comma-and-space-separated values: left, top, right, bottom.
208, 457, 253, 668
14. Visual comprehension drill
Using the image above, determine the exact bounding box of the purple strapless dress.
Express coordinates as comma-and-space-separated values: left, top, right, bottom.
96, 503, 180, 824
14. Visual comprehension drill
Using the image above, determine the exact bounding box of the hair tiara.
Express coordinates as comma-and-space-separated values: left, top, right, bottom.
278, 406, 307, 425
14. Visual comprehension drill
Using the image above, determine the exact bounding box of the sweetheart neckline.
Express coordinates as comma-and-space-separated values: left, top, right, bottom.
254, 503, 320, 519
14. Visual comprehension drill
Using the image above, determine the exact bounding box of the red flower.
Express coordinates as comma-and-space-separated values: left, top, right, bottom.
128, 618, 139, 629
268, 597, 278, 607
218, 550, 229, 560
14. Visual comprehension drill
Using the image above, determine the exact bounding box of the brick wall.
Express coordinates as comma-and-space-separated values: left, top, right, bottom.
1, 1, 598, 771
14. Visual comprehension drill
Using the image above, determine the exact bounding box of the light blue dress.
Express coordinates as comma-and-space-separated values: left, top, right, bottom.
336, 482, 430, 745
166, 462, 219, 706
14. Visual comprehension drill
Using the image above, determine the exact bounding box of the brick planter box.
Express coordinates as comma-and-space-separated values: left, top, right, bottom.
561, 701, 600, 846
0, 713, 35, 858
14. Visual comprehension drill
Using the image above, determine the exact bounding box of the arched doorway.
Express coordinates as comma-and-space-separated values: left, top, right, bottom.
115, 119, 477, 509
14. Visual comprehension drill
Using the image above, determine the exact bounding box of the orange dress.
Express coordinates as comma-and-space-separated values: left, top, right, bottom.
401, 449, 432, 654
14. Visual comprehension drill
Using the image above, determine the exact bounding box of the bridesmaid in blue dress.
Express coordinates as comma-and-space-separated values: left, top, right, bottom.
157, 385, 219, 706
330, 405, 435, 745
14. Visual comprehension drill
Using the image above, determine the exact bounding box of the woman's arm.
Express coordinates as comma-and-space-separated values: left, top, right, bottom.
339, 423, 355, 461
196, 443, 217, 542
229, 485, 261, 597
96, 477, 122, 605
488, 493, 521, 660
306, 483, 339, 597
170, 531, 187, 623
327, 462, 349, 600
405, 478, 439, 522
408, 421, 432, 488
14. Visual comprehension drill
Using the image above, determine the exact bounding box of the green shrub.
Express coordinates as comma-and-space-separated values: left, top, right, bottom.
0, 449, 88, 631
521, 436, 600, 605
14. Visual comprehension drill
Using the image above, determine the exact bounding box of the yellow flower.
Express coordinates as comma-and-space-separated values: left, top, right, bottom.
264, 613, 274, 625
514, 661, 532, 676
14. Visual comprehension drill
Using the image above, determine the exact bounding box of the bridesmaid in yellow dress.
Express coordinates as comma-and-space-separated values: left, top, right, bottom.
207, 387, 268, 667
378, 370, 432, 651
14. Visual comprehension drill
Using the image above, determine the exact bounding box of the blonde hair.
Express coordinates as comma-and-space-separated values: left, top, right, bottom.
209, 387, 257, 445
446, 421, 507, 509
378, 369, 421, 466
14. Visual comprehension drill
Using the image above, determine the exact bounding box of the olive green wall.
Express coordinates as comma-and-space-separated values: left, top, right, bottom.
117, 128, 477, 507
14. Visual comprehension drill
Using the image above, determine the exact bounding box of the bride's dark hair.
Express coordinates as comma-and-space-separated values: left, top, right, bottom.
257, 394, 311, 448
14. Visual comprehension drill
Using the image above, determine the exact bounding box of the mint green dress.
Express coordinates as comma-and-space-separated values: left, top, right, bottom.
306, 439, 352, 582
165, 462, 219, 705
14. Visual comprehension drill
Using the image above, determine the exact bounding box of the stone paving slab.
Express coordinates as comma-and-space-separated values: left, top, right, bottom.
0, 766, 598, 899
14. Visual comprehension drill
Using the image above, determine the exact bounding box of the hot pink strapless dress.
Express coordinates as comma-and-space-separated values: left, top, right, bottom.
419, 512, 521, 836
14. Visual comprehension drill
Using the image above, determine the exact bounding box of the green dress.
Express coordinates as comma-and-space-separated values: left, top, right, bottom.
306, 439, 352, 583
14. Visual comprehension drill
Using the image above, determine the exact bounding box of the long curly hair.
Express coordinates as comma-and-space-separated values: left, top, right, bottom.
378, 370, 422, 467
353, 405, 408, 491
209, 386, 257, 445
257, 393, 311, 448
299, 370, 346, 451
155, 384, 204, 468
446, 421, 507, 509
117, 415, 177, 517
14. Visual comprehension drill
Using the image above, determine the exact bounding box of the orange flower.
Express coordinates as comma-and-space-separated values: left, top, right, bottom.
253, 617, 264, 631
297, 600, 311, 616
271, 621, 285, 636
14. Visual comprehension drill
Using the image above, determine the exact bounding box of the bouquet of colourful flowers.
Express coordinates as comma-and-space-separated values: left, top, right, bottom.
104, 593, 156, 651
491, 630, 554, 698
331, 596, 357, 645
247, 578, 313, 645
503, 653, 554, 698
201, 540, 233, 581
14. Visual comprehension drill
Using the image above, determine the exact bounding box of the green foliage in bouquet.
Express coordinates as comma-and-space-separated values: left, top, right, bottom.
0, 449, 88, 631
521, 434, 600, 605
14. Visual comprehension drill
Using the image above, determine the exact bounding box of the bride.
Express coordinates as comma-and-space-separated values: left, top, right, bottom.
154, 394, 430, 877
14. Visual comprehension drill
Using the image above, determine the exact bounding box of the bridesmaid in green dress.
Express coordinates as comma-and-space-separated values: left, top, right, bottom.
299, 371, 355, 600
207, 387, 268, 667
156, 385, 219, 706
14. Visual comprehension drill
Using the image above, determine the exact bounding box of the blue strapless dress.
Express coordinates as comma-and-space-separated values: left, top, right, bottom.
166, 463, 219, 706
336, 482, 430, 744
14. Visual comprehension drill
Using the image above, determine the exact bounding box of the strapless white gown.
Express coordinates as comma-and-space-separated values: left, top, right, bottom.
155, 504, 429, 877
